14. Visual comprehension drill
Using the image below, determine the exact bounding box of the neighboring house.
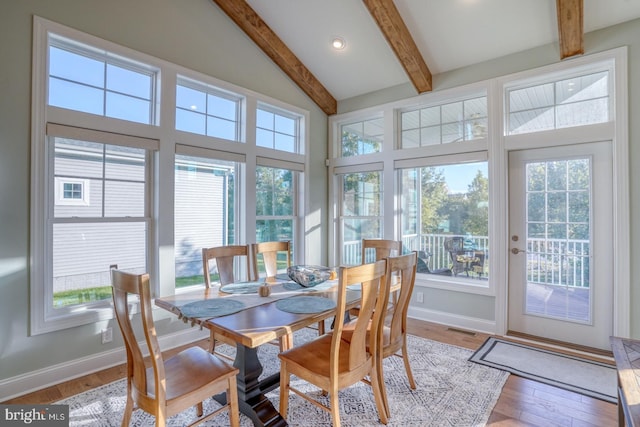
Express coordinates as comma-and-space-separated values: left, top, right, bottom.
174, 160, 231, 278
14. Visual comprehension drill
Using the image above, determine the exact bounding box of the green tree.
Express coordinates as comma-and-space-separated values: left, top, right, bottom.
420, 168, 448, 233
256, 166, 293, 241
462, 170, 489, 236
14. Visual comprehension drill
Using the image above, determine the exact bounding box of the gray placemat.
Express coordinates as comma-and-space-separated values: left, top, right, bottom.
220, 281, 263, 294
275, 296, 337, 314
283, 282, 305, 291
179, 299, 245, 318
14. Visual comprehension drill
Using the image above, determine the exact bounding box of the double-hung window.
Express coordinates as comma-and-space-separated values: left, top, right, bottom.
36, 125, 156, 333
337, 167, 383, 265
31, 25, 159, 334
255, 162, 301, 264
174, 147, 244, 287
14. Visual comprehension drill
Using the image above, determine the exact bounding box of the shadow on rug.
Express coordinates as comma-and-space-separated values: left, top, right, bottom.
59, 332, 508, 426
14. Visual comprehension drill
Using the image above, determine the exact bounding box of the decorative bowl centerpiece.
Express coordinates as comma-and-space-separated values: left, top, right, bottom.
287, 265, 334, 288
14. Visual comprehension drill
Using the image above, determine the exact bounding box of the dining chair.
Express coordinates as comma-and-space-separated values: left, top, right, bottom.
251, 240, 291, 282
203, 244, 291, 352
377, 251, 418, 417
111, 269, 240, 427
361, 238, 402, 264
351, 238, 402, 317
253, 240, 327, 338
278, 259, 390, 427
202, 244, 256, 289
202, 245, 256, 354
340, 252, 418, 419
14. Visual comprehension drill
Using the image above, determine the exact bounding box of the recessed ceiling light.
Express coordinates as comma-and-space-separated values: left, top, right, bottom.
332, 37, 346, 50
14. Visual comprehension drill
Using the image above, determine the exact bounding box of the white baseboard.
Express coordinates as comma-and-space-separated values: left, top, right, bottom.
0, 328, 209, 402
407, 306, 496, 335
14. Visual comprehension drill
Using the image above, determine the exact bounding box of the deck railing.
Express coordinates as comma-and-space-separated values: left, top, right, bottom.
343, 234, 589, 288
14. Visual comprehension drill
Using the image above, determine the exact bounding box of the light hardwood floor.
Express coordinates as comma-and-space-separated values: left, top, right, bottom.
2, 319, 618, 426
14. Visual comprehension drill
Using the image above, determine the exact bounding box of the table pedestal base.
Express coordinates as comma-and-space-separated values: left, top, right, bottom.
214, 344, 288, 427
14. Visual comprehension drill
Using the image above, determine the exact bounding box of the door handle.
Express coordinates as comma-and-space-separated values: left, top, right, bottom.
511, 248, 525, 254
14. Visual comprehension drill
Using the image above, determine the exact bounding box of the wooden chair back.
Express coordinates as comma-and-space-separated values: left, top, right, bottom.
361, 238, 402, 264
202, 244, 254, 287
335, 259, 389, 371
251, 240, 291, 280
378, 251, 418, 417
111, 269, 240, 426
385, 251, 417, 353
278, 259, 390, 427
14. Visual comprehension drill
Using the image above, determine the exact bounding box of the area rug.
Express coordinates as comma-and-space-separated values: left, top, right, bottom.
57, 331, 509, 426
469, 336, 617, 403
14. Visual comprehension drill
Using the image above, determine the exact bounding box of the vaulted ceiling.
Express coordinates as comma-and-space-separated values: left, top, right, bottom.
210, 0, 640, 115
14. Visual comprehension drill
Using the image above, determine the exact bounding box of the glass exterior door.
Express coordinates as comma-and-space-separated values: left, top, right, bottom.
508, 142, 613, 350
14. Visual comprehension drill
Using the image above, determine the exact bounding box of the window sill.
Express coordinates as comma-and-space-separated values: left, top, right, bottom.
414, 274, 495, 297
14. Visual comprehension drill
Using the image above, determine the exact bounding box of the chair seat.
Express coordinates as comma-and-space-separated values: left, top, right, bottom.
146, 346, 237, 402
279, 332, 373, 389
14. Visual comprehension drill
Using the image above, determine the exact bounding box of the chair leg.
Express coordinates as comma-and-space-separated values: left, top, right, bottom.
402, 337, 416, 390
377, 353, 390, 419
156, 407, 166, 427
329, 387, 342, 427
370, 363, 389, 425
317, 320, 325, 335
121, 394, 133, 427
228, 378, 240, 427
196, 402, 203, 417
279, 364, 290, 419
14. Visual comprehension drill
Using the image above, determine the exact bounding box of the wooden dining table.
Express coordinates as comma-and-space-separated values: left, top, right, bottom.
155, 279, 361, 427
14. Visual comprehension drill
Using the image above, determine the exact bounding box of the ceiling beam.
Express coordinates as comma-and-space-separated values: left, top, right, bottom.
211, 0, 337, 115
556, 0, 584, 59
362, 0, 432, 93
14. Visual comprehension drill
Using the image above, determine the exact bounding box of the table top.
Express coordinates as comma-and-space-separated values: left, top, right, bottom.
155, 280, 360, 348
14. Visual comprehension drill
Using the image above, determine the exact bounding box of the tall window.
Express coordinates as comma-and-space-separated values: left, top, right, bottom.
48, 36, 156, 124
399, 161, 489, 281
339, 171, 383, 264
47, 130, 153, 313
